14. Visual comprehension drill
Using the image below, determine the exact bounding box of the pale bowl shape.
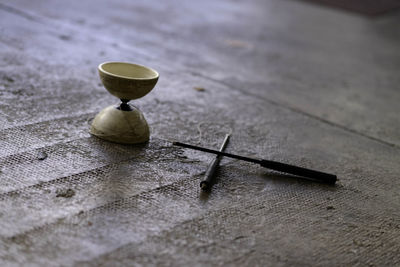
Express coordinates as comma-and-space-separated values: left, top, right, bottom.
98, 62, 159, 100
90, 105, 150, 144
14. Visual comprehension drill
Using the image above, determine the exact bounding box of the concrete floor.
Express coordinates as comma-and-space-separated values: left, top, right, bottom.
0, 0, 399, 266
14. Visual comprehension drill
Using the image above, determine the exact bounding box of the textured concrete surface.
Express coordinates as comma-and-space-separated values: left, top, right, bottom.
0, 0, 399, 266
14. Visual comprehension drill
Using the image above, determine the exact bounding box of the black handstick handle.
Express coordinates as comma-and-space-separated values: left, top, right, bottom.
260, 160, 337, 184
200, 157, 221, 190
200, 134, 231, 191
200, 134, 230, 190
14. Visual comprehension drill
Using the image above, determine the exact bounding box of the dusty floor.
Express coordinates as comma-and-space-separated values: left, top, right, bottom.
0, 0, 399, 266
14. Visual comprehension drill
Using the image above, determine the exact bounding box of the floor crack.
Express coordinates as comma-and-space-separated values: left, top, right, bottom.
189, 71, 400, 150
0, 3, 42, 22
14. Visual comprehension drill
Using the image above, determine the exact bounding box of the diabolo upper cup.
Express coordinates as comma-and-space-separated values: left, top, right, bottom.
98, 62, 159, 101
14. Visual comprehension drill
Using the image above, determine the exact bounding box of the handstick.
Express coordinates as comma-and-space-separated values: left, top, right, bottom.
173, 141, 337, 184
200, 134, 230, 191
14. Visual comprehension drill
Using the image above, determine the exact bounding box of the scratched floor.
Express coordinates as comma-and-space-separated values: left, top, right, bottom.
0, 0, 399, 266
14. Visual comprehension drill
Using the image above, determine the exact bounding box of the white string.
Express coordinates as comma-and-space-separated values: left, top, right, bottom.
196, 121, 233, 144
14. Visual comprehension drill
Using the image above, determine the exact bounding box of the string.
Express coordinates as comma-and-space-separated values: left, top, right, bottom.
196, 121, 233, 144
